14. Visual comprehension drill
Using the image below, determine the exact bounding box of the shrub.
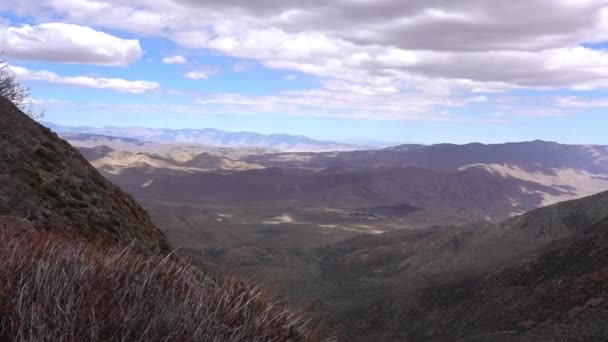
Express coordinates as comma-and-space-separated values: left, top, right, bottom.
0, 54, 42, 119
0, 227, 335, 341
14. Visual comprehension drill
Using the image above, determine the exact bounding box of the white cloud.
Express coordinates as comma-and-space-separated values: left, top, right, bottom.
0, 22, 142, 65
4, 0, 608, 120
9, 65, 160, 93
162, 55, 187, 64
185, 66, 219, 80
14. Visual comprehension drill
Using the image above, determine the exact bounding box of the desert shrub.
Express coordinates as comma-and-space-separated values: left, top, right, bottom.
0, 228, 335, 342
0, 54, 42, 119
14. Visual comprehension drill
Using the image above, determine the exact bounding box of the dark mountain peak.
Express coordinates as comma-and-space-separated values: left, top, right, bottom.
0, 97, 169, 251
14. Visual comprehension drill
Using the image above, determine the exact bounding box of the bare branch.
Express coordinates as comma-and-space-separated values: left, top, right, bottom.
0, 53, 44, 119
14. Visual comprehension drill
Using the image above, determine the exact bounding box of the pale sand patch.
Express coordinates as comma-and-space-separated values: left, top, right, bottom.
509, 211, 526, 217
318, 224, 385, 235
263, 214, 295, 225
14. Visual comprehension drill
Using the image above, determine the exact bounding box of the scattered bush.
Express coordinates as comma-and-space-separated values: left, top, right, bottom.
0, 54, 42, 119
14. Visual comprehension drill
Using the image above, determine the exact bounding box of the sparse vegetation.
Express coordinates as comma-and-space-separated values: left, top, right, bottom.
0, 227, 335, 342
0, 95, 169, 251
0, 53, 42, 119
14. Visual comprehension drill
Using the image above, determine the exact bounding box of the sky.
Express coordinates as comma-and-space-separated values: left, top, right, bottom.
1, 1, 608, 145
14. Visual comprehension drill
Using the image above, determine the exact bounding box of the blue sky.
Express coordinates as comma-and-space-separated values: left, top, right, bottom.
2, 1, 608, 145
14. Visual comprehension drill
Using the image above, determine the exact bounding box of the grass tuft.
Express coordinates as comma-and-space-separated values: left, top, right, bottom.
0, 227, 336, 342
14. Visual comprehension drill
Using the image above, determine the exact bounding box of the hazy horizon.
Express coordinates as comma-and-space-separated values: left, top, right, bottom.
43, 119, 604, 147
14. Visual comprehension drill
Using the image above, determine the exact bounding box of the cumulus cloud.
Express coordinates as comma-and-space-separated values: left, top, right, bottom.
4, 0, 608, 119
162, 55, 187, 64
13, 0, 607, 90
0, 22, 142, 65
9, 65, 160, 93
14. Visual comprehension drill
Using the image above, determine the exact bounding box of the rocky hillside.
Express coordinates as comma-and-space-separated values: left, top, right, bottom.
0, 97, 168, 251
329, 190, 608, 341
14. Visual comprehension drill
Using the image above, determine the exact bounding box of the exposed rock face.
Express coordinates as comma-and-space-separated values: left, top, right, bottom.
0, 97, 169, 251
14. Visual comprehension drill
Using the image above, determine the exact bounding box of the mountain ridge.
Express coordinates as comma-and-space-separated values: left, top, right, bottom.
249, 139, 608, 173
43, 122, 367, 152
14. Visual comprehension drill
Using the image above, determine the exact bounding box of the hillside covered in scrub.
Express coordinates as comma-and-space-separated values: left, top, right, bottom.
0, 96, 334, 341
0, 96, 167, 251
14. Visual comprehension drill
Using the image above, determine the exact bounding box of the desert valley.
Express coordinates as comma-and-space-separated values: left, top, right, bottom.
50, 123, 608, 340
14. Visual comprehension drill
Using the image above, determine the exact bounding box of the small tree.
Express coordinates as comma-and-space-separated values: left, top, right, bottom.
0, 54, 43, 119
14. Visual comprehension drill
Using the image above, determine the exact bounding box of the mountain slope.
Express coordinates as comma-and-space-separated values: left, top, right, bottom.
248, 140, 608, 207
78, 147, 265, 174
333, 190, 608, 341
250, 140, 608, 173
0, 227, 334, 342
0, 97, 168, 251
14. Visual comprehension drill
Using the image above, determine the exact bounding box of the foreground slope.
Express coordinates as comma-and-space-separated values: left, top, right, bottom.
0, 228, 332, 342
0, 97, 168, 251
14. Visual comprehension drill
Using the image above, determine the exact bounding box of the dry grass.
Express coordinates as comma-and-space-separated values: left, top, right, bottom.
0, 227, 336, 342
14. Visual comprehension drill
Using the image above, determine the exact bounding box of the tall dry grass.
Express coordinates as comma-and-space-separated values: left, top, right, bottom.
0, 227, 335, 341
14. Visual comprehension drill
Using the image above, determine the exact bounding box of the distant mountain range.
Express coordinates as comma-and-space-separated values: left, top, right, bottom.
73, 137, 608, 225
43, 122, 366, 152
249, 140, 608, 173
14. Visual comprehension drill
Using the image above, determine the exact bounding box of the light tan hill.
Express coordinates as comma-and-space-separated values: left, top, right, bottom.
84, 148, 265, 174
